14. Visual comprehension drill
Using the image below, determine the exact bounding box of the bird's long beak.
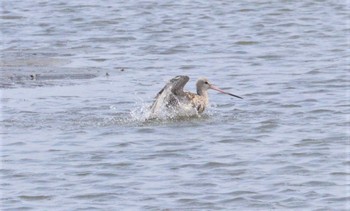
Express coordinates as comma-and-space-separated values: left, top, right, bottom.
210, 84, 243, 99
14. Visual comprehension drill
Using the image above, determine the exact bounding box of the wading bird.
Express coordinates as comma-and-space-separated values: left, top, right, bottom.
149, 75, 242, 117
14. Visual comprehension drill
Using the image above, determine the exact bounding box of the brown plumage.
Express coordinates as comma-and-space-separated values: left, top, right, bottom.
149, 75, 242, 117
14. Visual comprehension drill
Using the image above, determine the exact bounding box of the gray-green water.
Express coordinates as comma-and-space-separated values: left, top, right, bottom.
1, 0, 349, 210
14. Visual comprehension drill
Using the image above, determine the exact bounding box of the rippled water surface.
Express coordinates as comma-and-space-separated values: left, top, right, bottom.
1, 0, 349, 210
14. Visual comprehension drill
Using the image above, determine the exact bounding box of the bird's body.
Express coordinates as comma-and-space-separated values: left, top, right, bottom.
149, 75, 242, 119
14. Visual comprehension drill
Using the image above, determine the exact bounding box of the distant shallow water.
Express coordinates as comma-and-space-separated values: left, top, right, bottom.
1, 0, 349, 210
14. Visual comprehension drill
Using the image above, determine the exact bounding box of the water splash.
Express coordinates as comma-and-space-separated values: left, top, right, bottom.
129, 101, 204, 123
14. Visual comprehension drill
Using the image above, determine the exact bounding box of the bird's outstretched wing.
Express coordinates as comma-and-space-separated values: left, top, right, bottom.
154, 75, 189, 97
150, 75, 190, 115
169, 75, 189, 96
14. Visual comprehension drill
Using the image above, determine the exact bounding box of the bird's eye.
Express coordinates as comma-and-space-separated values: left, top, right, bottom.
205, 81, 208, 84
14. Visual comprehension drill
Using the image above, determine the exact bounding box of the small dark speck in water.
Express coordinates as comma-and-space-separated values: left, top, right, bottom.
30, 74, 36, 80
